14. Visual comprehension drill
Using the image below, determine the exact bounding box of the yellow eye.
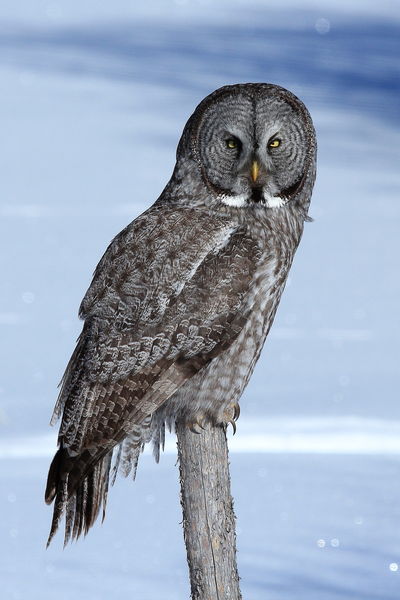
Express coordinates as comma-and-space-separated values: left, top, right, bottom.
269, 138, 281, 148
226, 138, 238, 149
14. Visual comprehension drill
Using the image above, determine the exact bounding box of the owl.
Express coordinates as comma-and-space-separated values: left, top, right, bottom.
45, 83, 316, 545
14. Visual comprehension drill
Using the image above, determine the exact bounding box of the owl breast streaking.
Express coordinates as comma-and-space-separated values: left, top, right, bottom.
45, 83, 316, 545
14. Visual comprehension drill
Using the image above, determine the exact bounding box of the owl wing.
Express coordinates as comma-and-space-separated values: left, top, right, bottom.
45, 203, 263, 544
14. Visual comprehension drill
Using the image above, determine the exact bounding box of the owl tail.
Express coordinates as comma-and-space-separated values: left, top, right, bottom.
45, 447, 112, 547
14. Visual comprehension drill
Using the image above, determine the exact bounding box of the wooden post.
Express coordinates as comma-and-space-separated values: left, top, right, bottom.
176, 421, 242, 600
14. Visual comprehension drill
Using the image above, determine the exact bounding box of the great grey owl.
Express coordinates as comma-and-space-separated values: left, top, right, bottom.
45, 83, 316, 545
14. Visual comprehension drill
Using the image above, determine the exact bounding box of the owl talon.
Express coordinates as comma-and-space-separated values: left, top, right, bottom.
189, 424, 202, 434
222, 403, 240, 426
189, 416, 207, 434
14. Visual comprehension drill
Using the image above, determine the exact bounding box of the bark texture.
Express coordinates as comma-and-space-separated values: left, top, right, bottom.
176, 422, 242, 600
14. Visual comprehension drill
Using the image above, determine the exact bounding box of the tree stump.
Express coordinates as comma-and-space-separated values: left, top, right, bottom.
176, 421, 242, 600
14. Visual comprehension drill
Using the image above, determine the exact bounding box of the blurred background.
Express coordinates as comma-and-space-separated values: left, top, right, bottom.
1, 1, 399, 598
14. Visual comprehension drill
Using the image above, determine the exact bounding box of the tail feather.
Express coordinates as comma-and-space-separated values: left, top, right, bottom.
45, 447, 64, 505
45, 448, 112, 546
45, 417, 166, 545
46, 478, 68, 547
111, 422, 151, 482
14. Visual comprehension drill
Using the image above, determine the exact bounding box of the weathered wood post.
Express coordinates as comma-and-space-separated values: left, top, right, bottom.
176, 421, 242, 600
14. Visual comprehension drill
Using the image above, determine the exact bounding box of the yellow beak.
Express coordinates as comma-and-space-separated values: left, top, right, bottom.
251, 160, 260, 183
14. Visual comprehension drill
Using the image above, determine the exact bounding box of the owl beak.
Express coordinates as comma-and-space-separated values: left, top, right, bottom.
250, 160, 260, 183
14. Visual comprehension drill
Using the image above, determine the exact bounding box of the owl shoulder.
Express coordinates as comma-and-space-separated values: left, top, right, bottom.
78, 203, 237, 321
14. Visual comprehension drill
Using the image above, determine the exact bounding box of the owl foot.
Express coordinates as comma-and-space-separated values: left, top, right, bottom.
188, 416, 207, 435
221, 402, 240, 435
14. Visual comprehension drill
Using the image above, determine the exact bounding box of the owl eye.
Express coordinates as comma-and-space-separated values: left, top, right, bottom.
225, 138, 241, 150
268, 138, 281, 149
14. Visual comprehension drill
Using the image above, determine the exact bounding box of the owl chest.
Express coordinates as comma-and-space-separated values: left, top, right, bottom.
163, 251, 289, 423
213, 253, 289, 389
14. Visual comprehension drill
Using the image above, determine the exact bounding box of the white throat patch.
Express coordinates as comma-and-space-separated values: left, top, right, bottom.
262, 193, 287, 208
220, 193, 248, 208
220, 191, 287, 209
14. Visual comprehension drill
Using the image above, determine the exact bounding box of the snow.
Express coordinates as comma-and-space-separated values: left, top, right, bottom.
3, 417, 400, 459
3, 453, 400, 600
1, 0, 400, 597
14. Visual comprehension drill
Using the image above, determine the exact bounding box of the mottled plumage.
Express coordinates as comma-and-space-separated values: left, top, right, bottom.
45, 83, 316, 545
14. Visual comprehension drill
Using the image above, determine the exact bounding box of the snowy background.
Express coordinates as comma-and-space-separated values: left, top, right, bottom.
1, 0, 400, 598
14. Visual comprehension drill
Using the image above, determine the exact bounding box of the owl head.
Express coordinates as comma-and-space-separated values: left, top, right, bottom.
176, 83, 316, 212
